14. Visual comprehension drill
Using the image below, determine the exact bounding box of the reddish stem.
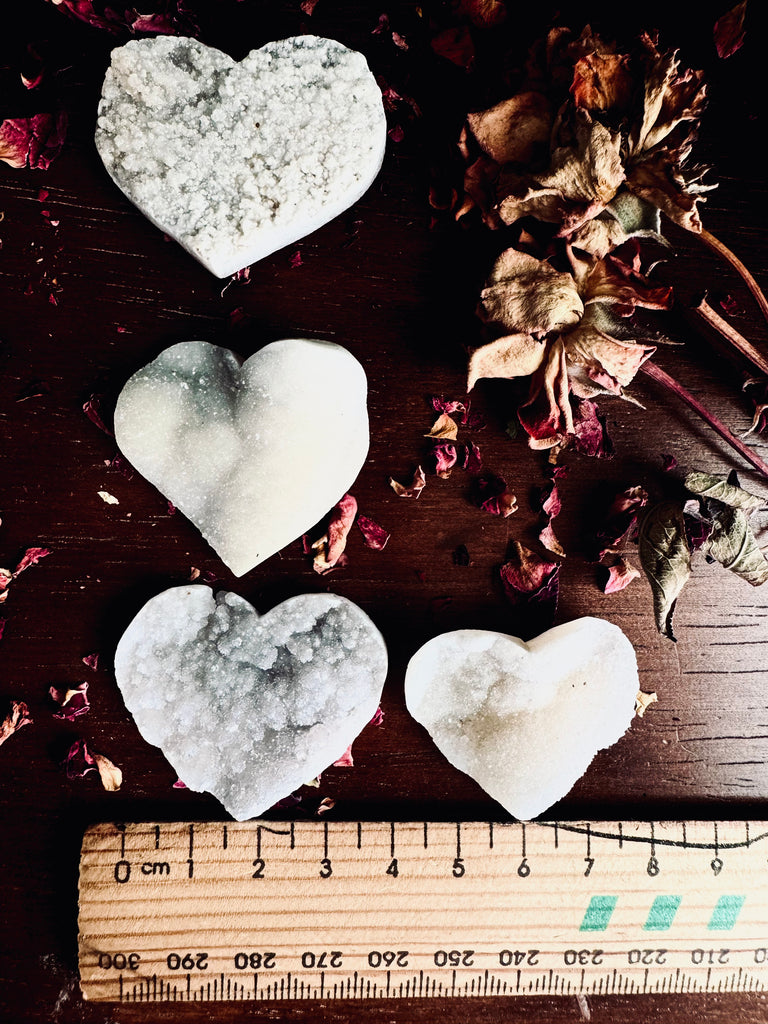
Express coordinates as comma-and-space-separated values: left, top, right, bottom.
693, 296, 768, 378
698, 228, 768, 326
639, 359, 768, 480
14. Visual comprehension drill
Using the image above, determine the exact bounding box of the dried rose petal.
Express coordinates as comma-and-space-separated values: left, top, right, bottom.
172, 777, 188, 789
65, 738, 96, 779
389, 465, 426, 497
289, 250, 303, 268
499, 541, 560, 637
539, 520, 566, 558
0, 111, 67, 170
714, 0, 748, 59
431, 25, 475, 68
301, 0, 321, 13
572, 398, 614, 457
332, 745, 354, 767
357, 515, 390, 551
601, 554, 641, 593
82, 652, 100, 670
0, 619, 6, 641
425, 413, 459, 440
14, 547, 51, 576
0, 700, 32, 748
92, 752, 122, 791
369, 706, 385, 727
594, 486, 649, 558
661, 453, 678, 471
83, 395, 113, 436
427, 442, 457, 478
312, 493, 357, 574
470, 471, 517, 517
316, 796, 336, 815
458, 441, 483, 473
431, 396, 467, 417
50, 681, 90, 721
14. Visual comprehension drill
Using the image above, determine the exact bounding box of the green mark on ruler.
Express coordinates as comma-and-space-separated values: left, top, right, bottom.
643, 895, 681, 931
579, 895, 617, 932
708, 895, 745, 931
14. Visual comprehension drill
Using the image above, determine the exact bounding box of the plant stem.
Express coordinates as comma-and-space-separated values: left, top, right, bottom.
639, 359, 768, 480
698, 228, 768, 325
693, 296, 768, 378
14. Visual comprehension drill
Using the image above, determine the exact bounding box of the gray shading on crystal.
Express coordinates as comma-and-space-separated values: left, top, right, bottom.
95, 35, 387, 276
113, 338, 369, 576
115, 587, 388, 819
405, 617, 639, 820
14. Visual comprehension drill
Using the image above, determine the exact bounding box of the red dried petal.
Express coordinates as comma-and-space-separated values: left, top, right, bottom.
65, 738, 96, 779
459, 441, 483, 473
470, 471, 517, 516
172, 777, 188, 789
427, 442, 458, 478
714, 0, 748, 58
357, 515, 390, 551
0, 112, 67, 170
332, 745, 354, 767
82, 652, 100, 670
431, 25, 475, 69
301, 0, 321, 13
50, 681, 90, 721
602, 556, 641, 593
83, 394, 114, 436
14, 547, 51, 576
312, 493, 358, 574
499, 542, 560, 638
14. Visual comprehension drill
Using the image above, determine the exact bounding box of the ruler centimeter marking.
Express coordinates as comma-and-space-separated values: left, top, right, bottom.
78, 820, 768, 1003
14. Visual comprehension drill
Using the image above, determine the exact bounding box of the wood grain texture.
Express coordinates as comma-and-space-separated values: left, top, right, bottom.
2, 1, 768, 1021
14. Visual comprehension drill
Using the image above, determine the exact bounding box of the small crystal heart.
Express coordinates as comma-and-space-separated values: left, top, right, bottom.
405, 617, 639, 819
114, 338, 369, 576
115, 586, 388, 819
96, 35, 386, 276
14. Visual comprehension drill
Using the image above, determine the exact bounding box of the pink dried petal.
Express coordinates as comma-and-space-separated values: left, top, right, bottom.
471, 471, 517, 517
427, 441, 457, 478
572, 399, 614, 458
602, 557, 641, 594
166, 501, 177, 515
50, 681, 90, 721
172, 777, 188, 789
65, 738, 96, 779
431, 395, 466, 417
0, 700, 32, 748
388, 124, 405, 143
83, 394, 113, 436
301, 0, 320, 12
289, 250, 303, 268
82, 652, 100, 670
316, 796, 336, 815
458, 441, 483, 473
539, 521, 565, 558
595, 486, 648, 558
662, 453, 678, 471
391, 30, 408, 50
499, 542, 560, 638
333, 745, 354, 767
312, 493, 358, 574
0, 619, 5, 641
369, 706, 384, 727
389, 465, 426, 497
357, 515, 390, 551
0, 568, 13, 593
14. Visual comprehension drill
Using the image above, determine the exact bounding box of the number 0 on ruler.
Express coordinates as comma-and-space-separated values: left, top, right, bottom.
78, 820, 768, 1002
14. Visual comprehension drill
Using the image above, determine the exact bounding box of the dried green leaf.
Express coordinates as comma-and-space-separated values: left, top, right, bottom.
638, 501, 691, 640
703, 505, 768, 586
684, 471, 766, 511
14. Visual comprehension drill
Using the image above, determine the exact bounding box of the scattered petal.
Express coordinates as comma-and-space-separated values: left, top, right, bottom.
470, 471, 517, 516
0, 701, 32, 748
82, 653, 100, 670
714, 1, 748, 58
499, 541, 560, 637
357, 515, 390, 551
65, 738, 96, 779
424, 412, 459, 440
83, 395, 113, 436
634, 690, 658, 717
97, 490, 119, 505
92, 752, 122, 792
316, 796, 336, 815
172, 777, 188, 789
601, 554, 641, 593
389, 465, 426, 497
312, 493, 358, 574
332, 745, 354, 767
14, 547, 51, 577
50, 681, 90, 721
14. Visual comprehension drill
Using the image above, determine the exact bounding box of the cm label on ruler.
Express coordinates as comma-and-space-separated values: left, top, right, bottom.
78, 820, 768, 1001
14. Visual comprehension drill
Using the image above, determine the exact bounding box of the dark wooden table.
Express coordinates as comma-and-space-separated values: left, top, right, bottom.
2, 2, 768, 1021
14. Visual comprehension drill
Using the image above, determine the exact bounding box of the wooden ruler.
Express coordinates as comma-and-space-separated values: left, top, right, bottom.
78, 820, 768, 1002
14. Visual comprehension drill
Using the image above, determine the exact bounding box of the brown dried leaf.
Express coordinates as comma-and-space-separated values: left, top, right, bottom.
638, 501, 691, 640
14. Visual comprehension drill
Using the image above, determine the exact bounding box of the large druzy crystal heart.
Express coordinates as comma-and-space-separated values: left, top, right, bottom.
114, 338, 369, 577
405, 617, 639, 819
95, 35, 387, 276
114, 586, 388, 819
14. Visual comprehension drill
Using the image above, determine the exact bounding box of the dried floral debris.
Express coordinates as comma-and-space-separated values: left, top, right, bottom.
305, 495, 389, 572
389, 464, 426, 498
0, 547, 51, 605
638, 471, 768, 639
65, 738, 122, 791
49, 681, 90, 721
634, 690, 658, 717
46, 0, 196, 36
714, 1, 748, 59
0, 112, 68, 170
0, 700, 32, 749
500, 541, 560, 638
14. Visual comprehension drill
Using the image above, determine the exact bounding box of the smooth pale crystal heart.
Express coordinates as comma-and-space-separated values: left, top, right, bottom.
114, 586, 388, 819
114, 338, 369, 576
95, 35, 386, 276
405, 617, 638, 819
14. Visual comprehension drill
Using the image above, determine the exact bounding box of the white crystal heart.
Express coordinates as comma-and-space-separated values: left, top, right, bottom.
114, 338, 369, 576
95, 35, 387, 277
114, 586, 388, 819
405, 617, 638, 819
